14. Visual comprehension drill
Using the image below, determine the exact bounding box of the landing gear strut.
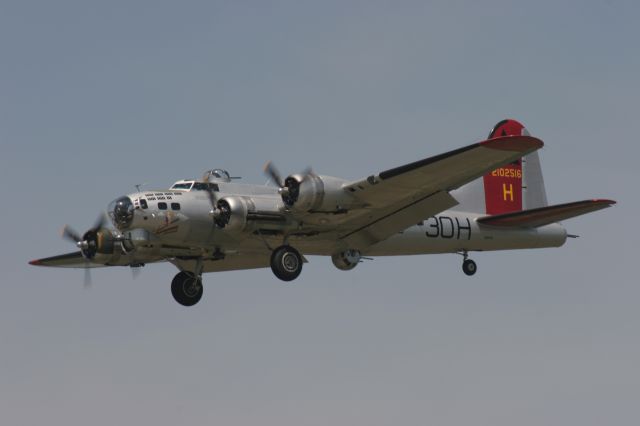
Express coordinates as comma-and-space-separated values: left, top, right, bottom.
270, 245, 303, 281
171, 271, 203, 306
460, 251, 477, 276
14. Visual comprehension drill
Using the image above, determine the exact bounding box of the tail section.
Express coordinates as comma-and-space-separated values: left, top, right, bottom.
452, 118, 615, 228
452, 119, 548, 214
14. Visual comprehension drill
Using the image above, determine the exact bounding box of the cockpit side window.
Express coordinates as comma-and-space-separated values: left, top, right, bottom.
140, 199, 148, 209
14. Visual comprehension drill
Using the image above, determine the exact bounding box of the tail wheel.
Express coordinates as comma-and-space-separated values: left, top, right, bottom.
171, 271, 203, 306
270, 245, 303, 281
462, 259, 477, 276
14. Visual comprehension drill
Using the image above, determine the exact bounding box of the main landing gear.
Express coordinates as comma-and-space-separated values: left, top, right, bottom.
169, 246, 303, 306
460, 251, 477, 276
171, 271, 203, 306
270, 245, 303, 281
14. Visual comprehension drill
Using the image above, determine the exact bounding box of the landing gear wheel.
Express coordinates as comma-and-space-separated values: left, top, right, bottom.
171, 271, 203, 306
270, 245, 303, 281
462, 259, 477, 276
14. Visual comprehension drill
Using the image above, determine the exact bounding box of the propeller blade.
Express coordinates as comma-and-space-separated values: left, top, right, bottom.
90, 213, 107, 233
61, 225, 82, 243
207, 190, 217, 211
131, 266, 142, 280
83, 264, 92, 289
299, 166, 313, 183
201, 171, 217, 211
263, 161, 284, 188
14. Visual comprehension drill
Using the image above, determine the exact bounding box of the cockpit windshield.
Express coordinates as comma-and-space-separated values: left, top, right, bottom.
171, 182, 193, 190
169, 180, 220, 192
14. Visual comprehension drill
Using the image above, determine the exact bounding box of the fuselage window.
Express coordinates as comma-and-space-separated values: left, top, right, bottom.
171, 203, 180, 210
158, 202, 167, 210
140, 199, 148, 209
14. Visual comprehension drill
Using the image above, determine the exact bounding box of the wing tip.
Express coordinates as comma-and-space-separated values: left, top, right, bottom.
592, 198, 616, 206
480, 135, 544, 152
29, 259, 42, 266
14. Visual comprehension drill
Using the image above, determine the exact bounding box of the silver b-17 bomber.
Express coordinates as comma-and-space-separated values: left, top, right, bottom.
30, 120, 615, 306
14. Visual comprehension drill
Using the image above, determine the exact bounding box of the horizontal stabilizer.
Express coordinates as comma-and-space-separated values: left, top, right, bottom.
477, 199, 616, 228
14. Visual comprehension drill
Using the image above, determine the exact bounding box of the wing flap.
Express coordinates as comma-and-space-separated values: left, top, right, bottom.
477, 199, 616, 228
340, 191, 458, 248
171, 252, 275, 273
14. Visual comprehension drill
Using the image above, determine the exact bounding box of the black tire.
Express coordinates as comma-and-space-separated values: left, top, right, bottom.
462, 259, 477, 276
171, 271, 203, 306
270, 246, 303, 281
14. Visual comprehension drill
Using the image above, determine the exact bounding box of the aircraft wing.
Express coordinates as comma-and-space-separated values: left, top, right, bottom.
339, 135, 544, 248
29, 251, 109, 268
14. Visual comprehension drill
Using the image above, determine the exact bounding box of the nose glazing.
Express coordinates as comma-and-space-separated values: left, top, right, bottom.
110, 196, 134, 229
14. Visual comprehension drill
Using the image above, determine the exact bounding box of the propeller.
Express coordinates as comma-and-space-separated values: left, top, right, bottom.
64, 229, 93, 288
61, 214, 106, 255
60, 213, 107, 288
263, 161, 313, 207
201, 170, 227, 223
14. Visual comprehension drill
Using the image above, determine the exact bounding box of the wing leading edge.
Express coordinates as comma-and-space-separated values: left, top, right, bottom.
29, 251, 108, 268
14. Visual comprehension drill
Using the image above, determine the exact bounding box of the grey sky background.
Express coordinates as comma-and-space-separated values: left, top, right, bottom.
1, 1, 638, 425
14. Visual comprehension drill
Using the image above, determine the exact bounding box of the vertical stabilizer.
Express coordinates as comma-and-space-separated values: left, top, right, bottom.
451, 119, 548, 214
522, 150, 548, 210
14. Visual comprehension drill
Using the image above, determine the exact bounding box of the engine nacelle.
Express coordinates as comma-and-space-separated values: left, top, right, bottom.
214, 196, 250, 232
77, 227, 129, 265
331, 249, 361, 271
120, 228, 154, 254
283, 174, 353, 212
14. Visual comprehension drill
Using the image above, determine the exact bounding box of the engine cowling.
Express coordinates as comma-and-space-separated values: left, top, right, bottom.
331, 249, 361, 271
80, 227, 117, 259
282, 173, 323, 210
282, 174, 352, 212
214, 196, 250, 232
